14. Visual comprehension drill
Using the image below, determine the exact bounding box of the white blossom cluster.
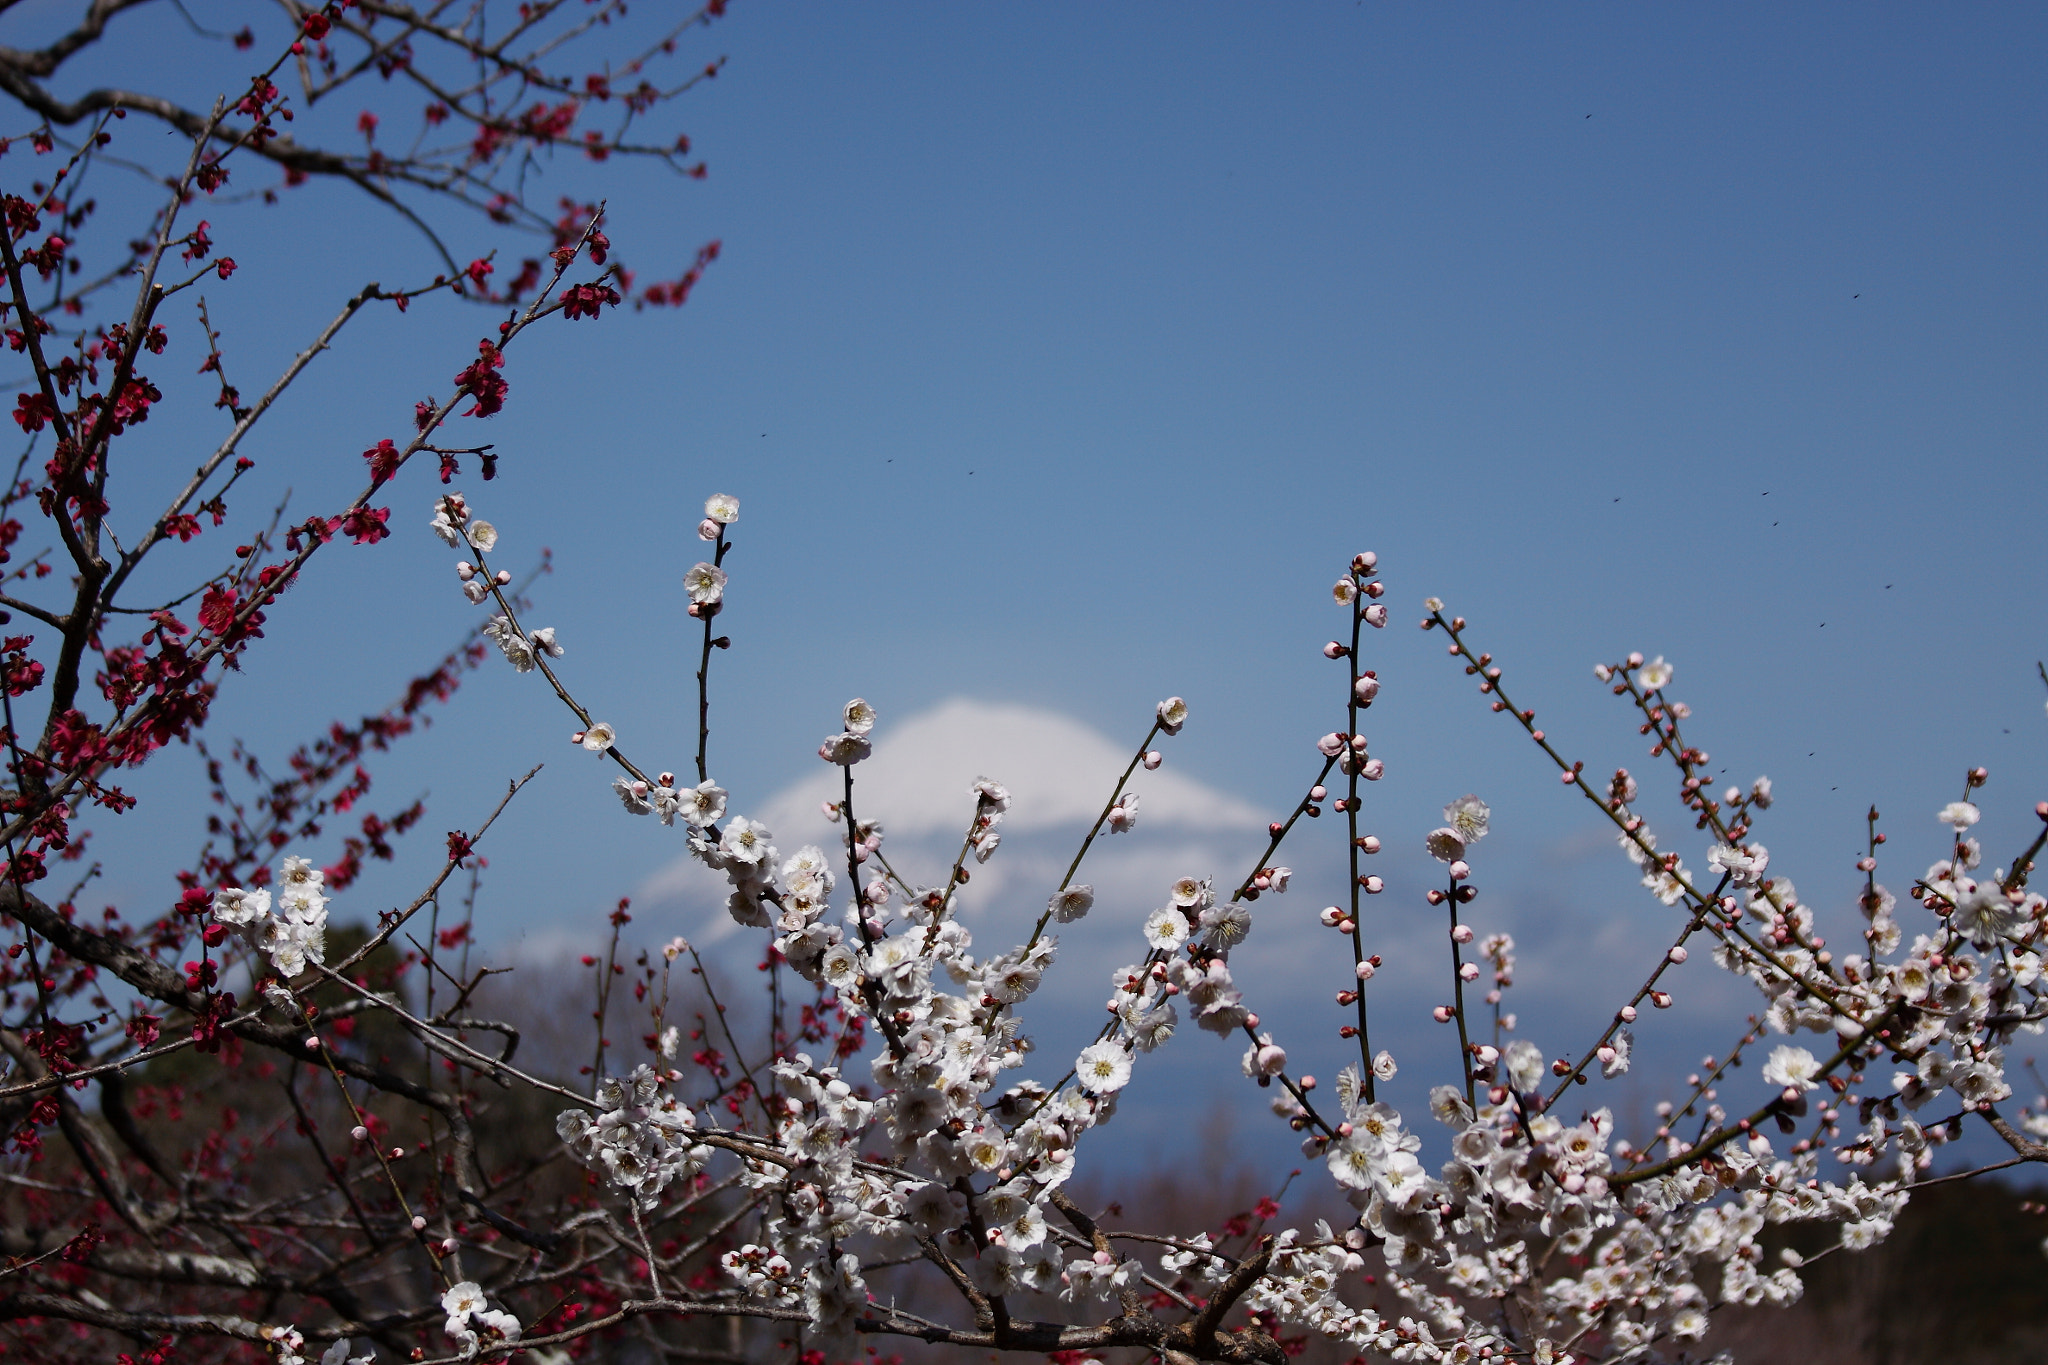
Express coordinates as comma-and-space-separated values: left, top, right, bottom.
210, 855, 330, 979
430, 497, 2048, 1364
555, 1063, 712, 1207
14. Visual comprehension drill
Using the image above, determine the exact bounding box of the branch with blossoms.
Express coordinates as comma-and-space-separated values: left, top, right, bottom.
0, 1, 728, 309
1, 24, 2044, 1362
145, 477, 2009, 1365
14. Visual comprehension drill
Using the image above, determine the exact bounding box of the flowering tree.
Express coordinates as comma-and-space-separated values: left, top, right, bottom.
4, 7, 2048, 1365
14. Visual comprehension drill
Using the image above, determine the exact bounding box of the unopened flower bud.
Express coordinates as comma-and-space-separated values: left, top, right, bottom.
1310, 785, 1327, 801
456, 561, 475, 579
1142, 750, 1162, 770
1361, 759, 1384, 780
1324, 641, 1348, 659
493, 570, 510, 584
351, 1126, 369, 1142
1363, 604, 1388, 628
698, 518, 720, 540
411, 1215, 427, 1231
1448, 860, 1470, 881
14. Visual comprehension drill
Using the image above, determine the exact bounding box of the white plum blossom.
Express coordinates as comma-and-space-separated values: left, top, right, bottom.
482, 614, 535, 671
581, 721, 616, 751
1444, 794, 1489, 844
818, 731, 872, 765
1156, 695, 1187, 734
676, 780, 728, 827
1142, 906, 1190, 950
1637, 655, 1673, 689
683, 561, 728, 605
843, 697, 877, 734
1707, 841, 1770, 886
1075, 1041, 1133, 1094
1048, 885, 1094, 922
1937, 801, 1981, 829
1105, 792, 1139, 833
705, 492, 740, 524
441, 1279, 519, 1352
1762, 1045, 1821, 1092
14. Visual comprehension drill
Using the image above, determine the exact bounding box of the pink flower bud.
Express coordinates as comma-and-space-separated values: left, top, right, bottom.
1362, 875, 1383, 893
1359, 836, 1380, 854
1310, 785, 1327, 801
351, 1126, 369, 1142
1667, 946, 1688, 964
1353, 674, 1380, 703
1448, 860, 1470, 881
1142, 750, 1163, 770
1361, 759, 1384, 780
494, 570, 511, 584
1317, 732, 1346, 757
698, 518, 720, 540
1451, 923, 1473, 943
1432, 1005, 1454, 1022
411, 1215, 427, 1231
1323, 641, 1348, 659
1244, 1013, 1259, 1028
1619, 1005, 1637, 1022
456, 561, 475, 579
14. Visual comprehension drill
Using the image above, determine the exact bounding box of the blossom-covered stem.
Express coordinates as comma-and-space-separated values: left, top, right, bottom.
1051, 719, 1160, 894
694, 524, 728, 784
1613, 1001, 1900, 1187
1445, 873, 1475, 1111
4, 216, 609, 853
1633, 1014, 1769, 1161
2004, 821, 2048, 895
1610, 667, 1828, 966
836, 766, 910, 1060
1544, 901, 1716, 1107
1233, 755, 1340, 902
1428, 609, 1861, 1023
1345, 571, 1374, 1100
841, 766, 873, 951
474, 547, 651, 788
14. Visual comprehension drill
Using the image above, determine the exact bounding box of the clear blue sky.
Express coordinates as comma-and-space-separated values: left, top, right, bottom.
24, 3, 2045, 1165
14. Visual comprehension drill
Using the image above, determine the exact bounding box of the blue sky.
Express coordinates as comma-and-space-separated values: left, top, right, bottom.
15, 3, 2045, 1167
